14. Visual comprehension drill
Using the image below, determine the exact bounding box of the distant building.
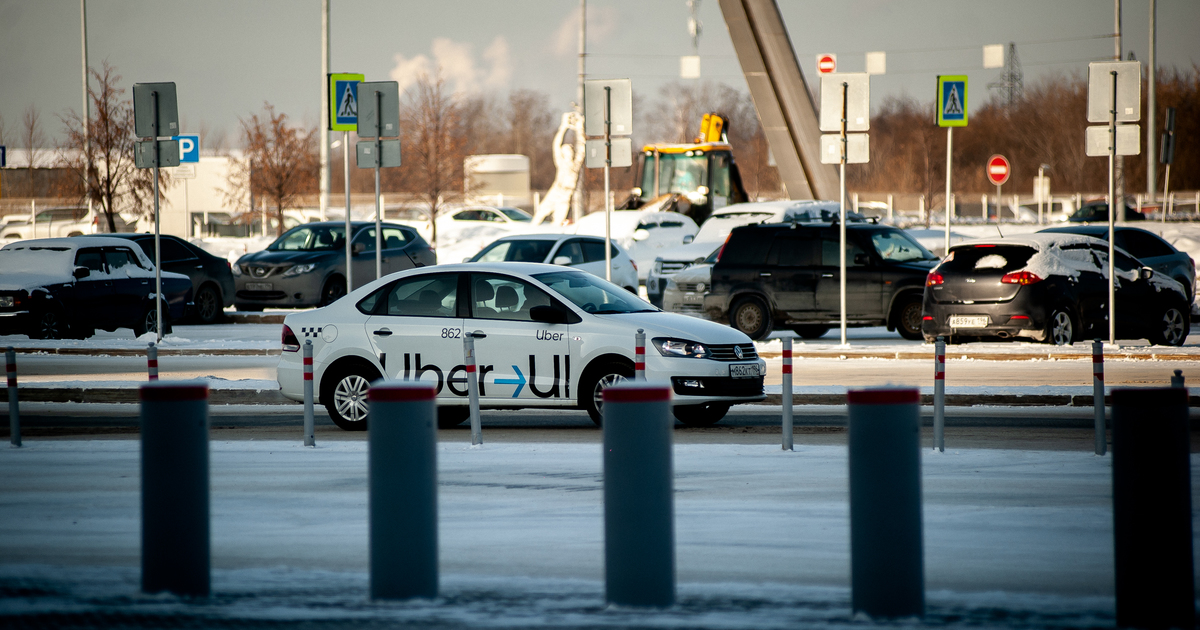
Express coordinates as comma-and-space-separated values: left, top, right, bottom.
464, 154, 531, 208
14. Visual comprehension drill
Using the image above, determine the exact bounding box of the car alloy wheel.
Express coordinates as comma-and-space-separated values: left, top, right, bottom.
731, 296, 772, 340
332, 373, 371, 427
194, 285, 222, 324
895, 296, 924, 341
582, 362, 633, 426
35, 310, 65, 340
1046, 309, 1073, 346
1156, 307, 1188, 346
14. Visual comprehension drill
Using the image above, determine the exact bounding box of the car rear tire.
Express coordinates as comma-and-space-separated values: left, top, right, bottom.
790, 325, 830, 339
30, 308, 67, 340
893, 296, 925, 341
193, 284, 223, 325
730, 295, 772, 340
673, 403, 730, 426
322, 361, 382, 431
320, 276, 347, 306
133, 305, 170, 337
1150, 305, 1189, 346
1044, 307, 1075, 346
437, 406, 470, 428
581, 361, 634, 426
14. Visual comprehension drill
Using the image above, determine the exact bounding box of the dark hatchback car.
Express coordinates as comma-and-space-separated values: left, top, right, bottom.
233, 221, 435, 311
84, 233, 235, 324
705, 221, 939, 340
922, 234, 1189, 346
1068, 200, 1144, 223
1038, 225, 1195, 301
0, 237, 192, 339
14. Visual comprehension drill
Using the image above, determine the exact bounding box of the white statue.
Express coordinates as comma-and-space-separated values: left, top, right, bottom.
532, 111, 585, 225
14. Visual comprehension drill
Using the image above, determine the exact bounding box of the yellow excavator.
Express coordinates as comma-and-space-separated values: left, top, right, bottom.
621, 113, 749, 225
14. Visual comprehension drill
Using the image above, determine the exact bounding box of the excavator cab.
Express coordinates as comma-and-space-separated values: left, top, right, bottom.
625, 114, 748, 225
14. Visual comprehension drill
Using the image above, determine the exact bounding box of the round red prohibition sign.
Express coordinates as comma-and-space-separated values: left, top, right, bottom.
818, 54, 836, 74
986, 154, 1011, 186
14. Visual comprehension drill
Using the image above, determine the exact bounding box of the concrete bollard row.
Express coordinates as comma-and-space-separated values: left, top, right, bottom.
932, 337, 945, 452
782, 336, 793, 451
140, 381, 210, 596
1092, 339, 1105, 456
146, 342, 158, 381
7, 346, 19, 447
368, 381, 439, 600
634, 328, 646, 381
464, 332, 485, 446
602, 382, 675, 608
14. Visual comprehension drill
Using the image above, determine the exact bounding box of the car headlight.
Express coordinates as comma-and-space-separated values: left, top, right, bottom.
652, 337, 709, 358
282, 263, 317, 277
664, 278, 677, 291
0, 296, 13, 308
231, 264, 243, 276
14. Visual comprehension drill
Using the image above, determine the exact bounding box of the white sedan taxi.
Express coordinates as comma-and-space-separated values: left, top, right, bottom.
277, 262, 765, 430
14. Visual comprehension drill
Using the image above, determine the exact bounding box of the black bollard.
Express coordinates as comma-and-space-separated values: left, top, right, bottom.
1111, 387, 1194, 629
368, 381, 439, 600
140, 382, 210, 596
848, 388, 924, 619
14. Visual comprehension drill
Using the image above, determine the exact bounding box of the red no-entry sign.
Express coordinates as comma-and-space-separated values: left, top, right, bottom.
986, 154, 1011, 186
817, 54, 837, 74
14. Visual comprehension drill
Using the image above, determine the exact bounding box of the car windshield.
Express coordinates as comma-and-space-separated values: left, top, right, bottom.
640, 153, 708, 196
497, 207, 532, 222
0, 246, 72, 275
534, 270, 657, 314
267, 225, 346, 252
870, 230, 936, 263
472, 239, 557, 263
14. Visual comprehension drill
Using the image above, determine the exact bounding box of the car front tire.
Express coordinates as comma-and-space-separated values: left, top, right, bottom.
673, 402, 730, 426
730, 295, 773, 340
1044, 307, 1075, 346
1150, 305, 1189, 346
893, 295, 925, 341
581, 361, 633, 426
193, 284, 223, 325
322, 361, 382, 431
30, 308, 67, 340
133, 305, 170, 337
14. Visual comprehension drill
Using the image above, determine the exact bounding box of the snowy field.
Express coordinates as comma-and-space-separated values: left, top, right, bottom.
1, 439, 1196, 628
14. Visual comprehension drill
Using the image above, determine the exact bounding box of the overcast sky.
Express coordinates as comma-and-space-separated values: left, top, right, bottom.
1, 0, 1198, 148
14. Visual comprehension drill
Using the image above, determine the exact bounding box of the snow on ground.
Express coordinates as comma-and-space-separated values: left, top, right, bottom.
5, 439, 1194, 628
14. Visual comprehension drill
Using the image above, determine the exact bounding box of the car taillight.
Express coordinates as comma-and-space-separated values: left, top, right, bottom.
282, 325, 300, 352
1001, 271, 1042, 285
716, 234, 731, 262
631, 260, 638, 272
926, 272, 944, 286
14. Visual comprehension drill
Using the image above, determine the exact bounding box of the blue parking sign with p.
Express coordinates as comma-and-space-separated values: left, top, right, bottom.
173, 134, 199, 163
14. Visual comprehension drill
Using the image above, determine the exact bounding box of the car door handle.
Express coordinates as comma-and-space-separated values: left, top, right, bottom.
759, 272, 772, 277
373, 328, 393, 337
821, 273, 834, 278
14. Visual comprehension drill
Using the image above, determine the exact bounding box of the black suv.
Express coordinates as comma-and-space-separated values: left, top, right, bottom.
705, 222, 939, 340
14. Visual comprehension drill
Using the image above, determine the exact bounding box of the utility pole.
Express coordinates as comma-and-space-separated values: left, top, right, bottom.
319, 0, 330, 221
573, 0, 586, 224
81, 0, 92, 229
1147, 0, 1157, 198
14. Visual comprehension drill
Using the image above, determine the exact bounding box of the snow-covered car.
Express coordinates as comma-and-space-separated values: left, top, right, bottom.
1, 207, 93, 241
467, 233, 639, 293
0, 237, 192, 339
573, 210, 698, 283
277, 263, 765, 430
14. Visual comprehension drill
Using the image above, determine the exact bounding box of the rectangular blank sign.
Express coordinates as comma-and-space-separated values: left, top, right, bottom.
356, 82, 401, 138
1086, 124, 1140, 157
820, 133, 869, 164
133, 83, 179, 139
819, 73, 870, 132
356, 139, 402, 168
585, 138, 632, 168
1087, 61, 1141, 123
584, 79, 632, 137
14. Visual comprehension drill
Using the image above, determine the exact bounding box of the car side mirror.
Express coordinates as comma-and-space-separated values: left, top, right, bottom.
73, 266, 90, 279
682, 234, 695, 245
1139, 266, 1153, 281
553, 255, 573, 266
530, 305, 569, 324
854, 253, 870, 265
352, 242, 366, 255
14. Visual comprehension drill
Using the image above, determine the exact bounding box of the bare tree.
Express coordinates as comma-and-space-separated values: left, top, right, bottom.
226, 103, 318, 237
60, 62, 167, 233
401, 72, 467, 248
21, 105, 46, 197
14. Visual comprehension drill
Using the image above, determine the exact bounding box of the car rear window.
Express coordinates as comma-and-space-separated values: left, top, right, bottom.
940, 245, 1036, 273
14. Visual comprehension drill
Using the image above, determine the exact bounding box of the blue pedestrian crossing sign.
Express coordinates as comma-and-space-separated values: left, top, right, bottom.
937, 75, 968, 127
329, 73, 365, 131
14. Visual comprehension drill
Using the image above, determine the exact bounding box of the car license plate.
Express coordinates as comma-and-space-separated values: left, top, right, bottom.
246, 282, 273, 291
683, 294, 703, 303
949, 315, 988, 328
730, 363, 761, 378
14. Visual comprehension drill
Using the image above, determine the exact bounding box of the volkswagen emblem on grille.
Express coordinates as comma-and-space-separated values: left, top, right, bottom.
734, 346, 744, 359
252, 267, 267, 278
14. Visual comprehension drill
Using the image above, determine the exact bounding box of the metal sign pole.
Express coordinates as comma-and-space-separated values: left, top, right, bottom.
603, 86, 613, 282
1108, 71, 1117, 346
344, 130, 352, 292
374, 90, 383, 281
944, 127, 953, 255
151, 90, 163, 343
839, 81, 848, 346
